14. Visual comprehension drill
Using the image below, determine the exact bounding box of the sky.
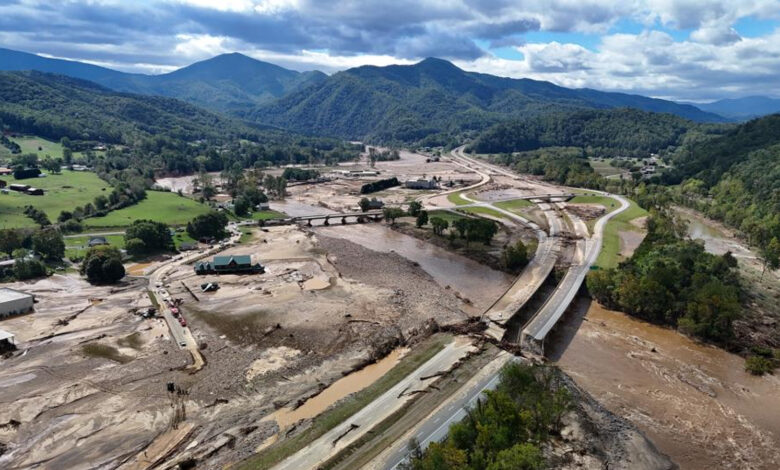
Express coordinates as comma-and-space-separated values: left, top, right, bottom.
1, 0, 780, 101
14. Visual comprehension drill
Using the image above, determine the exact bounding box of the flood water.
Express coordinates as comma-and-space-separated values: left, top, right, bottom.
550, 299, 780, 469
677, 209, 756, 260
266, 347, 408, 429
316, 224, 514, 310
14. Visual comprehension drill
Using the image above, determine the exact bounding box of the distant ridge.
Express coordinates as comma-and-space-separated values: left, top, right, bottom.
249, 57, 727, 141
693, 96, 780, 120
0, 48, 326, 112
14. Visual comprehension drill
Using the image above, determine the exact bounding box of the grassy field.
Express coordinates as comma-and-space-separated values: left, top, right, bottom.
460, 206, 506, 219
426, 210, 468, 225
446, 191, 471, 206
64, 234, 126, 259
595, 197, 648, 269
84, 191, 210, 228
588, 158, 627, 177
9, 135, 100, 161
493, 199, 532, 211
0, 170, 110, 229
237, 334, 452, 470
250, 210, 285, 221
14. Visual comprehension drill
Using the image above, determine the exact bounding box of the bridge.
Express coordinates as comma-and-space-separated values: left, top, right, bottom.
519, 194, 630, 354
258, 210, 385, 227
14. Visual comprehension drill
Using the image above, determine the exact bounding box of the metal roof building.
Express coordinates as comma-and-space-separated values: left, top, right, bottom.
0, 287, 35, 318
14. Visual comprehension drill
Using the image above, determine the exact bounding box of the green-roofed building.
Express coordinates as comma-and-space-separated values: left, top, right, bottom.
194, 255, 265, 275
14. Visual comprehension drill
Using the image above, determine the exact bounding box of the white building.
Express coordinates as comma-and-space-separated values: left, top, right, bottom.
0, 288, 34, 318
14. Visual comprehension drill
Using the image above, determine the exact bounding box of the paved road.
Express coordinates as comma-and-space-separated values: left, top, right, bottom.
521, 194, 630, 349
374, 353, 513, 470
145, 222, 243, 368
270, 339, 475, 470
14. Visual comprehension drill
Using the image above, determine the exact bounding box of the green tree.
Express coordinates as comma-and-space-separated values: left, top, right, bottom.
234, 197, 250, 217
487, 443, 544, 470
408, 200, 422, 217
13, 257, 46, 280
502, 240, 529, 272
383, 207, 405, 225
416, 210, 429, 228
453, 218, 469, 239
186, 212, 229, 240
430, 217, 449, 236
32, 228, 64, 261
124, 238, 146, 257
124, 220, 173, 254
359, 197, 371, 213
81, 246, 125, 284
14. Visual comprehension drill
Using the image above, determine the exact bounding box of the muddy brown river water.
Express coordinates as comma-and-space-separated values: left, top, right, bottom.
551, 299, 780, 469
316, 224, 513, 312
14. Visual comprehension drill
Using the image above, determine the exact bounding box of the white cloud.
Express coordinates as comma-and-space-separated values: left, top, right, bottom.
456, 27, 780, 99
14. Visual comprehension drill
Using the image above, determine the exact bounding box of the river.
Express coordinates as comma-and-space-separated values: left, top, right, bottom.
271, 199, 514, 311
550, 299, 780, 469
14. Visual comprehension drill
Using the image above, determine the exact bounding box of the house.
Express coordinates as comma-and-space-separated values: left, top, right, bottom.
179, 242, 197, 251
194, 255, 265, 275
0, 167, 12, 175
26, 187, 44, 196
0, 179, 6, 189
256, 202, 270, 210
404, 178, 438, 190
0, 288, 35, 318
88, 236, 109, 247
71, 164, 91, 171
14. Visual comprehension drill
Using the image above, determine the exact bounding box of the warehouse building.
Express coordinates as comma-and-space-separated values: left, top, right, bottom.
0, 288, 35, 318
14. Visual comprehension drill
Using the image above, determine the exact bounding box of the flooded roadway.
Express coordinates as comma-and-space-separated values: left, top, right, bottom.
550, 299, 780, 469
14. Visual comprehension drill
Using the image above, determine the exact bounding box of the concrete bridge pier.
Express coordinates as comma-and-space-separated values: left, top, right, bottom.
323, 217, 330, 226
341, 217, 347, 224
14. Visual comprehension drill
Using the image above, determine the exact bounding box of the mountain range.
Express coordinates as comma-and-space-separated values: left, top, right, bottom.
692, 96, 780, 120
0, 48, 326, 112
0, 46, 768, 143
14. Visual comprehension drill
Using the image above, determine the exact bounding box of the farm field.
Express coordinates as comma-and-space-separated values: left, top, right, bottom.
588, 158, 627, 178
8, 135, 101, 161
84, 191, 210, 228
594, 197, 648, 269
0, 170, 110, 228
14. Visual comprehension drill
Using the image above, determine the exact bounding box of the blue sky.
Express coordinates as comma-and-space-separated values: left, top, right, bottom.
1, 0, 779, 101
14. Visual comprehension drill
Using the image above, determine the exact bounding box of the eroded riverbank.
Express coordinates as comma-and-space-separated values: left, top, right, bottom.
550, 299, 780, 469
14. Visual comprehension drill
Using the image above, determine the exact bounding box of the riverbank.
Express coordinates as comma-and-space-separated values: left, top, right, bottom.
550, 298, 780, 470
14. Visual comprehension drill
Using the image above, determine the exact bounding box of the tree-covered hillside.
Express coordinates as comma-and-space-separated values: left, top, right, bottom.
0, 71, 257, 144
246, 58, 725, 143
664, 114, 780, 254
470, 108, 719, 157
0, 48, 326, 113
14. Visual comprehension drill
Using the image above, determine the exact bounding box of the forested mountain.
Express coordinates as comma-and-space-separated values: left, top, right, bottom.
0, 48, 325, 112
0, 71, 258, 143
469, 108, 717, 157
247, 58, 726, 142
664, 114, 780, 250
695, 96, 780, 120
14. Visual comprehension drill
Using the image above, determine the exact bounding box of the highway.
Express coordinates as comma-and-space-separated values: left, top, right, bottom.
269, 339, 476, 470
270, 148, 629, 470
367, 161, 629, 469
374, 353, 513, 470
521, 194, 629, 351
